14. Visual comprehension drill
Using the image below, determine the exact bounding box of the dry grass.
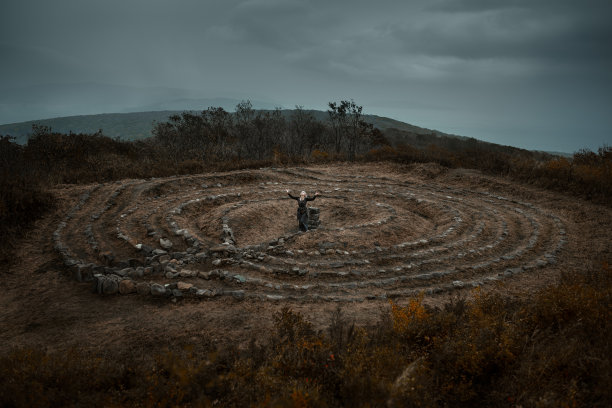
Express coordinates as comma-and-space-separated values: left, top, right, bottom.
1, 264, 610, 407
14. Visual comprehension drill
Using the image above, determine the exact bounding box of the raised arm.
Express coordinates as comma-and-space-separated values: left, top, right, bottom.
306, 192, 320, 201
286, 189, 298, 200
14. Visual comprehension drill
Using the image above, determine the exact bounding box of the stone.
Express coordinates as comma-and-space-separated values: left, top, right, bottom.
195, 252, 208, 262
128, 268, 144, 279
136, 282, 150, 295
177, 281, 193, 291
233, 274, 246, 283
102, 277, 119, 295
231, 290, 245, 300
196, 289, 212, 297
114, 261, 129, 269
73, 263, 93, 282
153, 249, 167, 256
179, 270, 196, 278
140, 244, 154, 255
159, 238, 173, 250
172, 289, 183, 298
117, 267, 133, 277
209, 243, 237, 255
150, 283, 166, 296
119, 279, 137, 294
100, 251, 115, 265
92, 274, 104, 294
171, 252, 185, 260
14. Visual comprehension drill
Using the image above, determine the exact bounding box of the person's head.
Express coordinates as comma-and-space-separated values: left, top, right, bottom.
300, 191, 306, 199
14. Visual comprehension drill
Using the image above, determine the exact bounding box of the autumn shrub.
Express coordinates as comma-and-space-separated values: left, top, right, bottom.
310, 149, 330, 162
1, 264, 610, 407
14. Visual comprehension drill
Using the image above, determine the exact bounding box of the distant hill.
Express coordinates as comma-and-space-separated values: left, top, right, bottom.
0, 109, 457, 145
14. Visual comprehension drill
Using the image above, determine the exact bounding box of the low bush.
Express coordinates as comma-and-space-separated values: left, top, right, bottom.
1, 264, 609, 407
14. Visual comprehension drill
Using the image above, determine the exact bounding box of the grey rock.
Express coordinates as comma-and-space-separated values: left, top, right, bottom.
196, 289, 212, 297
117, 267, 133, 277
171, 252, 185, 260
136, 282, 150, 295
128, 268, 144, 279
160, 238, 173, 250
119, 279, 136, 294
92, 274, 104, 294
172, 289, 183, 298
102, 277, 119, 295
209, 243, 237, 255
195, 252, 208, 262
150, 283, 166, 296
73, 263, 93, 282
231, 290, 245, 300
233, 274, 246, 283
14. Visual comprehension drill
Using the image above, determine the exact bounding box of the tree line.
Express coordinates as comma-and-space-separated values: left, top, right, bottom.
152, 100, 386, 164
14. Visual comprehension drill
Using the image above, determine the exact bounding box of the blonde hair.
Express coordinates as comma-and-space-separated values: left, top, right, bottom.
300, 191, 306, 196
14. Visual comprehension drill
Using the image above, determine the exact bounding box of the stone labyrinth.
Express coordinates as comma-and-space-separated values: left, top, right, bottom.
53, 167, 567, 302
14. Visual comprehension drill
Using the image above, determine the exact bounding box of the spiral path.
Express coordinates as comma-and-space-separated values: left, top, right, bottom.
53, 166, 567, 302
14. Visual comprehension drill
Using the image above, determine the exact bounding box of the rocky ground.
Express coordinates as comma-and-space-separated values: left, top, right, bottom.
1, 162, 611, 354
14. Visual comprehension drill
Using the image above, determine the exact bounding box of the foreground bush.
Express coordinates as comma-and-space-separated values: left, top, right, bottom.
1, 264, 610, 407
0, 136, 55, 266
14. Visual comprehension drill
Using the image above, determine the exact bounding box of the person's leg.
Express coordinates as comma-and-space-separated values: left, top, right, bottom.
300, 214, 309, 232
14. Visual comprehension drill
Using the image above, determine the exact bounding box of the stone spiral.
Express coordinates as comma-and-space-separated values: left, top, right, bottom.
53, 166, 567, 301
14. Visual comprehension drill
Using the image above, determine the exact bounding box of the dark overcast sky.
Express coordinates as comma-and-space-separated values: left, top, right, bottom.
1, 0, 611, 152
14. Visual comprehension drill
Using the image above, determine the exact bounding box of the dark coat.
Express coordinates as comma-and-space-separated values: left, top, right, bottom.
288, 193, 317, 220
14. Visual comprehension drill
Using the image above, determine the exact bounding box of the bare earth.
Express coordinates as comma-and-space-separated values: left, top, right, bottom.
1, 162, 611, 355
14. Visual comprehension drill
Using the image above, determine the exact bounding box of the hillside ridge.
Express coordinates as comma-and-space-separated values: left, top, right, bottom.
0, 109, 455, 145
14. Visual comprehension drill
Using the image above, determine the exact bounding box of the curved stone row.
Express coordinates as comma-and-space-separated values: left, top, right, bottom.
53, 166, 567, 302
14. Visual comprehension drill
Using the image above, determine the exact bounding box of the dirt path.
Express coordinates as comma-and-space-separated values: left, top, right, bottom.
1, 163, 611, 354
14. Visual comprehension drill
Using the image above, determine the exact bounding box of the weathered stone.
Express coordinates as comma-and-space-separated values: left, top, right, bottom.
100, 251, 115, 265
233, 274, 246, 283
179, 269, 196, 278
177, 281, 193, 291
119, 279, 137, 294
209, 243, 237, 255
150, 283, 166, 296
196, 289, 212, 297
140, 244, 154, 255
73, 263, 93, 282
153, 249, 167, 256
231, 290, 245, 300
117, 267, 132, 277
160, 238, 173, 249
172, 289, 183, 298
92, 274, 104, 294
171, 252, 185, 260
136, 282, 150, 295
128, 268, 145, 279
102, 277, 119, 295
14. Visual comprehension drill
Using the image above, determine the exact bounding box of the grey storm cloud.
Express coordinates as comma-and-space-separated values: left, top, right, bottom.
0, 0, 610, 152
